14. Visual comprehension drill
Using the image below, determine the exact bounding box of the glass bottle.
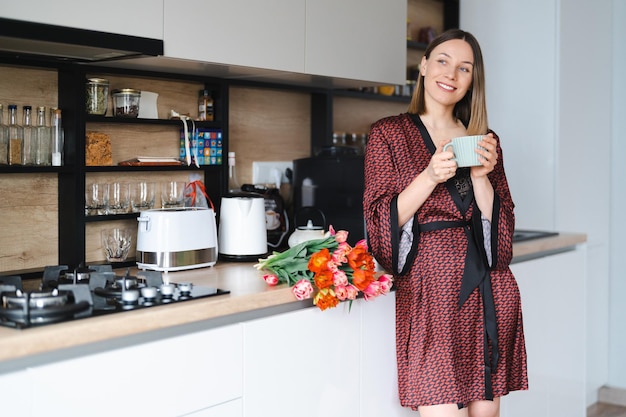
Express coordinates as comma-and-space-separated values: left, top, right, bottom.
228, 151, 240, 192
22, 106, 35, 165
198, 89, 214, 122
51, 108, 63, 166
0, 104, 8, 165
7, 104, 23, 165
35, 106, 51, 166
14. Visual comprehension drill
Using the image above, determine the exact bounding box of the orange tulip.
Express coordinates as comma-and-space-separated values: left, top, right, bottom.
314, 270, 334, 289
314, 288, 340, 311
308, 248, 331, 273
352, 268, 375, 291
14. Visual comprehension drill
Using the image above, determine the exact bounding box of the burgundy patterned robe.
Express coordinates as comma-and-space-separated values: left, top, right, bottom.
364, 113, 528, 408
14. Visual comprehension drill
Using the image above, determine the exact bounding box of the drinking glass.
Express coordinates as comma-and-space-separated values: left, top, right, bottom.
109, 182, 130, 214
101, 228, 133, 262
85, 183, 109, 216
161, 181, 186, 208
130, 181, 156, 212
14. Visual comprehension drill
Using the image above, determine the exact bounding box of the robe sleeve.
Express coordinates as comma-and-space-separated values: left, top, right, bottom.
364, 118, 401, 273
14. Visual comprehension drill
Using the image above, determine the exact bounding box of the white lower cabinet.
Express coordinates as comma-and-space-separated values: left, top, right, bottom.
0, 369, 30, 415
242, 303, 361, 417
183, 399, 242, 417
360, 294, 414, 417
27, 324, 243, 417
242, 294, 410, 417
503, 249, 586, 417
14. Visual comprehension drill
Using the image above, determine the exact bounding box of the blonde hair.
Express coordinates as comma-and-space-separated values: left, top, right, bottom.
408, 29, 489, 135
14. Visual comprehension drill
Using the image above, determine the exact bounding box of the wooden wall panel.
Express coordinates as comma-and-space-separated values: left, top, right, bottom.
0, 66, 59, 272
228, 86, 311, 184
0, 174, 58, 271
333, 96, 408, 135
0, 65, 58, 114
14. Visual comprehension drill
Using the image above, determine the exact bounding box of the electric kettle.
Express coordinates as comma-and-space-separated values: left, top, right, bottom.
218, 192, 268, 261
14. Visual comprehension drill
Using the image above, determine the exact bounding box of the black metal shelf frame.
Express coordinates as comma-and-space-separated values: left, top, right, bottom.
55, 66, 230, 268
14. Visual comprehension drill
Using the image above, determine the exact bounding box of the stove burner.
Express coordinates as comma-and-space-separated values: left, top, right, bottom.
0, 288, 91, 328
0, 265, 230, 329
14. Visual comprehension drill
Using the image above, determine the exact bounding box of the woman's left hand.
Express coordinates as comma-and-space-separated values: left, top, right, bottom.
471, 133, 498, 177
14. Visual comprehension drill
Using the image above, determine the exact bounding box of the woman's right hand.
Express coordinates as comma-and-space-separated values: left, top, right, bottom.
427, 139, 457, 183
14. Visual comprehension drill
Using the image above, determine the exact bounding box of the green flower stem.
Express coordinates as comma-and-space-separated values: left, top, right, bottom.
254, 235, 340, 285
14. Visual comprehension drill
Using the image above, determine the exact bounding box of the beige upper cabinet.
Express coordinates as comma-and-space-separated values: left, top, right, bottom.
305, 0, 406, 85
163, 0, 306, 74
1, 0, 164, 39
163, 0, 406, 85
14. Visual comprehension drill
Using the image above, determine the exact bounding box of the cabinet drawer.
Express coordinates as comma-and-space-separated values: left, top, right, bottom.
29, 324, 243, 416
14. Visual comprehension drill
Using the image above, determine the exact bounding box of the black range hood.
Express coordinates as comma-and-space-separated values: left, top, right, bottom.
0, 17, 163, 63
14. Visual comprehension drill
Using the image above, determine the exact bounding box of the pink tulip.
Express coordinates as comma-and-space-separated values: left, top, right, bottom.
334, 285, 349, 301
332, 248, 348, 264
378, 274, 393, 294
332, 269, 348, 287
363, 281, 382, 300
334, 230, 349, 244
355, 239, 368, 251
292, 279, 314, 300
346, 285, 359, 300
263, 274, 279, 286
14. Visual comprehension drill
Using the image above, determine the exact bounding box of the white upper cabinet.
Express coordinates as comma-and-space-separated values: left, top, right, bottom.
163, 0, 406, 85
1, 0, 164, 39
164, 0, 306, 73
305, 0, 406, 85
3, 0, 407, 84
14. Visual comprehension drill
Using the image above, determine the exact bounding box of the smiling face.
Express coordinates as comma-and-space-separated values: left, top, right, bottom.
420, 38, 475, 111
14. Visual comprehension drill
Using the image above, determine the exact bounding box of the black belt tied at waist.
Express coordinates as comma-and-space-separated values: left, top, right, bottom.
420, 220, 499, 400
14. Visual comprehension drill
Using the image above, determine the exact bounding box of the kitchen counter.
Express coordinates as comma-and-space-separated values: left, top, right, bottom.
0, 232, 587, 371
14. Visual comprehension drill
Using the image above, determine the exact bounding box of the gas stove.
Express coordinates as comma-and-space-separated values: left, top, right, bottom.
0, 265, 229, 329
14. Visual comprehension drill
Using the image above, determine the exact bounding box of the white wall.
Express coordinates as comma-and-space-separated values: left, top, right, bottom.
558, 0, 613, 403
609, 0, 626, 390
461, 0, 614, 405
461, 0, 558, 231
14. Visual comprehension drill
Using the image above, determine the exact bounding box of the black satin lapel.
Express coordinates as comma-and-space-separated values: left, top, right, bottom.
490, 193, 501, 267
409, 113, 436, 155
471, 200, 487, 263
390, 196, 400, 275
411, 113, 471, 216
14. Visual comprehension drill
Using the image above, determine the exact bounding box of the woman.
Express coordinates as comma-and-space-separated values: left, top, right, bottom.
364, 29, 528, 416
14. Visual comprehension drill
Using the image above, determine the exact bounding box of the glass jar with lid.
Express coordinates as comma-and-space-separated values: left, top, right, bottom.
111, 88, 141, 118
86, 78, 109, 115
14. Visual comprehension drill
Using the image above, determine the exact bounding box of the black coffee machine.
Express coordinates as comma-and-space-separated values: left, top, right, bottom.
292, 153, 365, 245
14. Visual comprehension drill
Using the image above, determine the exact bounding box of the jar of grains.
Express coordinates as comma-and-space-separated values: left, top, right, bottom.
111, 88, 140, 118
86, 78, 110, 115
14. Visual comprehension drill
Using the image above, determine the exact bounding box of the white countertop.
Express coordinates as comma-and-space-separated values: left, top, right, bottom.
0, 232, 587, 369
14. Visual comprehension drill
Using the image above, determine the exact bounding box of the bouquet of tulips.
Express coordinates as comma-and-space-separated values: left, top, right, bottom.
254, 226, 393, 311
